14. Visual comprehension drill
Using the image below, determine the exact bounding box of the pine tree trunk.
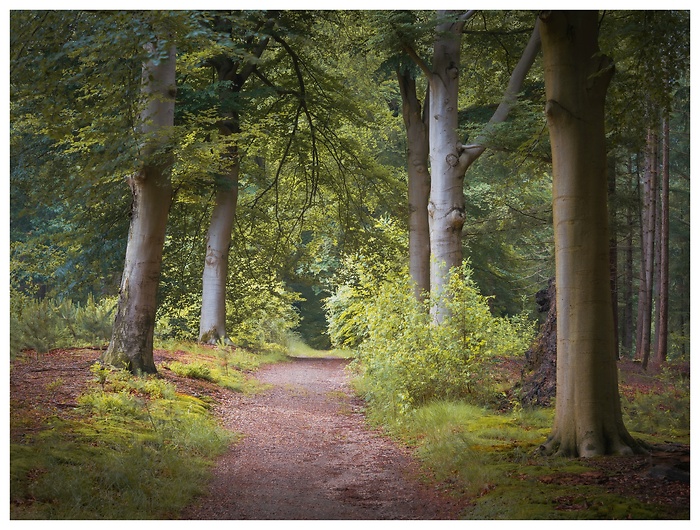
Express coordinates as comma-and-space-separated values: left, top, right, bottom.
102, 41, 176, 374
655, 115, 670, 364
608, 156, 620, 359
621, 195, 635, 352
397, 69, 431, 301
538, 10, 641, 457
640, 126, 658, 370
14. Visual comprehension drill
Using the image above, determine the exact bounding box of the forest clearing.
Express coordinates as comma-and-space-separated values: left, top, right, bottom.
10, 9, 691, 521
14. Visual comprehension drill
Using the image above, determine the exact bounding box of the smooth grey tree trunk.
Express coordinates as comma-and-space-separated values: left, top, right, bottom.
199, 152, 239, 344
539, 10, 640, 457
102, 41, 176, 374
411, 12, 540, 322
397, 69, 431, 301
199, 24, 273, 343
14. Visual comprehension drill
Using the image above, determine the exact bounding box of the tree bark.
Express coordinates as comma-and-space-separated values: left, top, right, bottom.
102, 41, 176, 374
608, 156, 620, 359
426, 13, 470, 323
538, 10, 641, 457
655, 115, 670, 364
621, 162, 635, 353
199, 23, 273, 343
199, 144, 239, 344
397, 69, 431, 301
420, 12, 540, 323
637, 126, 658, 369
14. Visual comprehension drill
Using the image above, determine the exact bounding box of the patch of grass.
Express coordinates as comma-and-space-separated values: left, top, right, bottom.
11, 369, 234, 519
360, 392, 688, 519
287, 338, 354, 359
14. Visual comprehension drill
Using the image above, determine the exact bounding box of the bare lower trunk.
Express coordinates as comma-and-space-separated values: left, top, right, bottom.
102, 41, 176, 374
638, 127, 658, 369
397, 69, 431, 301
539, 10, 640, 457
199, 161, 239, 344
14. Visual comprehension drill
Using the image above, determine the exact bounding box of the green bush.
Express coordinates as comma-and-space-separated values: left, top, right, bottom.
11, 293, 116, 357
332, 263, 534, 417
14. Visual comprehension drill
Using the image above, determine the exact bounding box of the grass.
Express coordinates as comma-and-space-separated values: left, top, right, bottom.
357, 371, 690, 520
10, 340, 288, 519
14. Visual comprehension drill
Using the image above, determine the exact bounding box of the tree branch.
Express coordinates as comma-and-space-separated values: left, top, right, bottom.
460, 17, 542, 165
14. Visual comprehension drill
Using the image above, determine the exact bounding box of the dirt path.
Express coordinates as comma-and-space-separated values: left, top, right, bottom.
180, 357, 462, 520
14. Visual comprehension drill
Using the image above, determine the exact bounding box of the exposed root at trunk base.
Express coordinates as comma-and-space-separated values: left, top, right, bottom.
538, 431, 648, 458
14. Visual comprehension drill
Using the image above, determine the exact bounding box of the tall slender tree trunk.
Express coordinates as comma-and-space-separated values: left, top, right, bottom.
199, 141, 239, 344
608, 156, 619, 359
638, 126, 658, 369
416, 11, 539, 322
539, 10, 640, 457
655, 115, 670, 364
102, 40, 176, 374
397, 69, 431, 301
621, 188, 635, 352
199, 23, 273, 343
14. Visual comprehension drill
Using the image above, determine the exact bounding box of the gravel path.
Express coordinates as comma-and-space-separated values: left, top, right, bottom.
180, 357, 461, 520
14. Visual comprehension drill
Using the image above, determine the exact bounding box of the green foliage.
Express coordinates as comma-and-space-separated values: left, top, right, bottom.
10, 294, 116, 358
163, 361, 213, 382
621, 371, 690, 437
332, 262, 535, 417
10, 297, 70, 357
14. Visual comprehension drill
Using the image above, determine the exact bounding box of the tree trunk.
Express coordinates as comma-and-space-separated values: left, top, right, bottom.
655, 115, 670, 364
423, 12, 540, 323
608, 156, 619, 359
427, 13, 469, 323
639, 126, 658, 370
621, 167, 635, 353
199, 25, 272, 343
102, 41, 176, 374
538, 10, 641, 457
397, 69, 431, 301
199, 147, 239, 344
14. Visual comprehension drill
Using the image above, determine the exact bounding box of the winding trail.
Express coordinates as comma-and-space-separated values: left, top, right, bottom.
180, 356, 461, 520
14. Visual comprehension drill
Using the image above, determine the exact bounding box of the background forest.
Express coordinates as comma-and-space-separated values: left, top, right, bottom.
10, 9, 689, 366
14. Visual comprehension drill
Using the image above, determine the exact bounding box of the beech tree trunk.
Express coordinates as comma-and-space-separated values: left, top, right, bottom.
397, 69, 431, 301
102, 41, 176, 374
420, 12, 539, 322
199, 24, 273, 343
199, 146, 239, 344
426, 13, 470, 323
539, 10, 640, 457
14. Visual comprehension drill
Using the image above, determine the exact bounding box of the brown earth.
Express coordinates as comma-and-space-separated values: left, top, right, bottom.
9, 348, 691, 520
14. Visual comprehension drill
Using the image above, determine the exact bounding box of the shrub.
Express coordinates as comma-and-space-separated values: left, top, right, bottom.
335, 263, 535, 418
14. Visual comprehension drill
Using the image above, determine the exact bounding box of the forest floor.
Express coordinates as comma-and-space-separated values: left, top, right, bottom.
9, 348, 691, 519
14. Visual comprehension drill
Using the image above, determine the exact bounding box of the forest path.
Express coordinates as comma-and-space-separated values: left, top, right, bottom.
180, 356, 461, 520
